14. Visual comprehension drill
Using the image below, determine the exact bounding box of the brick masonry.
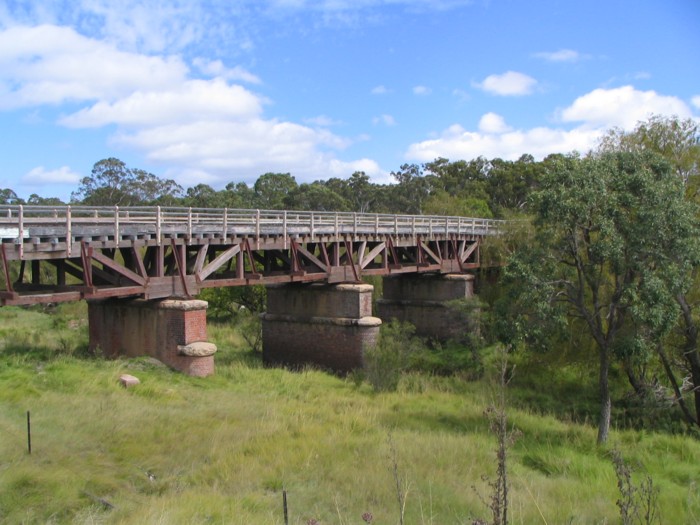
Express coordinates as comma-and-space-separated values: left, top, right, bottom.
87, 299, 216, 377
376, 273, 478, 342
262, 283, 381, 374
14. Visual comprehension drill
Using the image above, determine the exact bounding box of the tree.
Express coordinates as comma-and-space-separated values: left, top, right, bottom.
502, 151, 699, 443
286, 182, 349, 211
599, 115, 700, 428
253, 173, 297, 209
600, 115, 700, 195
0, 188, 23, 204
72, 158, 183, 206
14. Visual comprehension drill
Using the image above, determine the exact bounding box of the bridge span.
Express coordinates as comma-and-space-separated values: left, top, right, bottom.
0, 205, 501, 306
0, 205, 502, 376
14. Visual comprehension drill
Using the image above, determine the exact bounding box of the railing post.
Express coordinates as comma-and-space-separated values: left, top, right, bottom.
353, 212, 357, 236
310, 212, 315, 241
335, 213, 339, 239
187, 207, 193, 244
256, 209, 261, 249
18, 204, 24, 259
156, 206, 162, 246
114, 206, 120, 245
66, 206, 72, 257
375, 214, 379, 236
283, 211, 288, 249
223, 207, 228, 239
445, 216, 449, 236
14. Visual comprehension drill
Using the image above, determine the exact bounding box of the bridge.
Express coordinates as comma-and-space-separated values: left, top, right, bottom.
0, 205, 502, 376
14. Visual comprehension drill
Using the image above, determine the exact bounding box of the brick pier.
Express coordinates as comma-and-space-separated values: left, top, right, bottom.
261, 283, 381, 373
87, 298, 216, 377
376, 273, 477, 342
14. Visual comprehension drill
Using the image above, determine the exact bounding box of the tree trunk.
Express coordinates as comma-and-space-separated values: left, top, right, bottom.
657, 342, 697, 427
597, 346, 612, 444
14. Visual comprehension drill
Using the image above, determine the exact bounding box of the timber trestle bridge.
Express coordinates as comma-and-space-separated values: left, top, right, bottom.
0, 205, 503, 306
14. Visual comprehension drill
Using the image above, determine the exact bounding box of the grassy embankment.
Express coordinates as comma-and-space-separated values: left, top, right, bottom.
0, 304, 699, 524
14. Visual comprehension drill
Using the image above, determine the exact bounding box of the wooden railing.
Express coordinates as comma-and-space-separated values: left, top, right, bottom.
0, 205, 504, 245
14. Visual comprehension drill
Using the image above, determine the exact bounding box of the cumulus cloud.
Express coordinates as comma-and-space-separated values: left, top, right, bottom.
692, 95, 700, 110
475, 71, 537, 96
192, 58, 261, 84
407, 122, 600, 162
478, 112, 511, 134
0, 24, 188, 109
533, 49, 587, 63
22, 166, 81, 185
560, 85, 694, 128
406, 86, 695, 163
0, 23, 377, 188
60, 79, 263, 127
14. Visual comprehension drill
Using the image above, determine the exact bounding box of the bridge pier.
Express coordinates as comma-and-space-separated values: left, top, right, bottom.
376, 273, 478, 342
261, 283, 381, 374
87, 299, 217, 377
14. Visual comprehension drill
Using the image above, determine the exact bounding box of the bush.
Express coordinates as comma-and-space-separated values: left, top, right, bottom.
363, 321, 427, 392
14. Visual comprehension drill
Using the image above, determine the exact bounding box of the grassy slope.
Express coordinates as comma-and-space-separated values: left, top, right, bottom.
0, 306, 698, 524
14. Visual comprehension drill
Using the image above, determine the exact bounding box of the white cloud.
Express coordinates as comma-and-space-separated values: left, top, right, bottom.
373, 114, 396, 126
413, 85, 431, 95
533, 49, 586, 63
192, 58, 261, 84
0, 24, 188, 109
60, 79, 263, 127
475, 71, 537, 96
0, 23, 377, 188
478, 112, 511, 134
371, 85, 390, 95
407, 121, 601, 162
560, 85, 693, 129
692, 95, 700, 109
406, 86, 696, 163
22, 166, 81, 185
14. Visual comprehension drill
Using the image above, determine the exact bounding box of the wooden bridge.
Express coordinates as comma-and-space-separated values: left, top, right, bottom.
0, 205, 503, 306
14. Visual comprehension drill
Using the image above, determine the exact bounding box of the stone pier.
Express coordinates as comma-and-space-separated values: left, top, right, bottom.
261, 283, 381, 374
87, 298, 217, 377
376, 273, 477, 342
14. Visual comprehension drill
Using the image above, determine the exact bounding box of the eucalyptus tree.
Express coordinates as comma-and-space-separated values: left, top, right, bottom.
502, 151, 699, 443
72, 158, 183, 206
599, 116, 700, 428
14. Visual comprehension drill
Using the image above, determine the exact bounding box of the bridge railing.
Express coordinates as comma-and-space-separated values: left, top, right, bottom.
0, 205, 504, 245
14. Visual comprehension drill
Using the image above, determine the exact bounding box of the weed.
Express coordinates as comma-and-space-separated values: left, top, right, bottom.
611, 449, 660, 524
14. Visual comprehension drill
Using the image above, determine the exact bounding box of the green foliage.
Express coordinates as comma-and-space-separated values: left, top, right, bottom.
501, 150, 700, 442
71, 158, 183, 206
362, 320, 427, 392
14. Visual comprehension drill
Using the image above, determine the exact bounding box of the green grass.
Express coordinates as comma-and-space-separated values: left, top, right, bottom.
1, 307, 699, 524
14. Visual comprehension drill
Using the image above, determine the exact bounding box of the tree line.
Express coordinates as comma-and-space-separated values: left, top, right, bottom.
0, 153, 553, 219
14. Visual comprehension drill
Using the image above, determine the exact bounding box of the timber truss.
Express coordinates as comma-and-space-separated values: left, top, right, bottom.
0, 205, 498, 305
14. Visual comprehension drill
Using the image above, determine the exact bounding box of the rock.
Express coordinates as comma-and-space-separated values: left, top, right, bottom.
119, 374, 140, 388
177, 341, 217, 357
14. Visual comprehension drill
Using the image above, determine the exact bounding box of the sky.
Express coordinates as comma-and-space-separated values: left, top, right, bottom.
0, 0, 698, 202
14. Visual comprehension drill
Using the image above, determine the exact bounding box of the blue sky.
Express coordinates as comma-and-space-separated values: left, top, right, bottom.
0, 0, 698, 202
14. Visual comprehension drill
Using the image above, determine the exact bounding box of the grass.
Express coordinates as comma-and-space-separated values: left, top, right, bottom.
0, 306, 699, 523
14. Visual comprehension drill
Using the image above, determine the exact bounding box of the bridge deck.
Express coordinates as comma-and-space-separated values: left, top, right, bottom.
0, 206, 502, 305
